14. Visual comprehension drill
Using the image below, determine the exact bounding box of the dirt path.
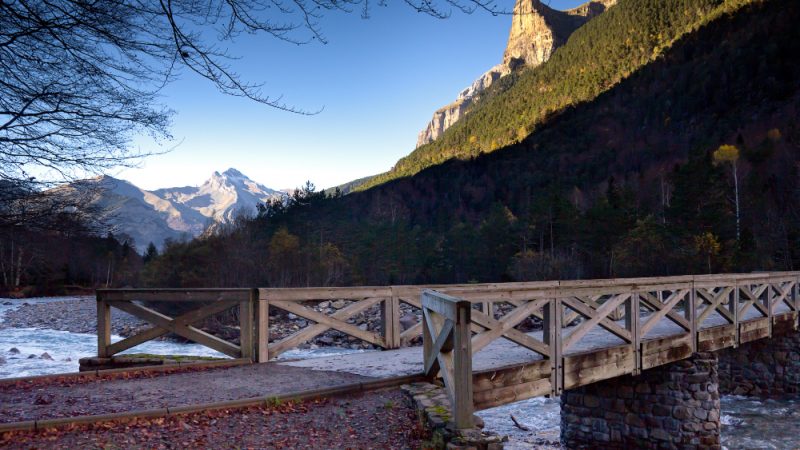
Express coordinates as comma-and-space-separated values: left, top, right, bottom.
0, 389, 427, 449
0, 363, 375, 423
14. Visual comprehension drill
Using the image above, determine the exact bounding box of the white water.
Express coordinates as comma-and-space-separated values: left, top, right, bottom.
0, 297, 228, 378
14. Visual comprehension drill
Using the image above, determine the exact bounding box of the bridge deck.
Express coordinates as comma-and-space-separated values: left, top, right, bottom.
3, 304, 788, 425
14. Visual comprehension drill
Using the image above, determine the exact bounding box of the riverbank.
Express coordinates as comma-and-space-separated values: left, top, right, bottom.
0, 297, 145, 336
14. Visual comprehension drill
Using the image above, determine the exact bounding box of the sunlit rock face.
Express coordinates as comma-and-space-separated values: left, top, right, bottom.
415, 0, 616, 148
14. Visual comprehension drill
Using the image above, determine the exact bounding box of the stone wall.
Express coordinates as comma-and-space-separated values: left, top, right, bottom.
718, 330, 800, 396
561, 352, 721, 449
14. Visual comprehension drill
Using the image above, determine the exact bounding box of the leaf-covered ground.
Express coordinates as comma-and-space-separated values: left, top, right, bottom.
0, 390, 428, 449
1, 363, 373, 423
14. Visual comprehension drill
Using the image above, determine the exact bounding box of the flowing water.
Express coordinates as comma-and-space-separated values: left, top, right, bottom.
476, 389, 800, 449
2, 297, 798, 448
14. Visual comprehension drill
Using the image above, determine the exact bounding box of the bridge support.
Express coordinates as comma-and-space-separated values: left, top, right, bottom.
718, 328, 800, 396
561, 352, 720, 449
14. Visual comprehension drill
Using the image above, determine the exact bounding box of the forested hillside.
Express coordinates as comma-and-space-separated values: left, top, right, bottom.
144, 0, 800, 288
361, 0, 754, 190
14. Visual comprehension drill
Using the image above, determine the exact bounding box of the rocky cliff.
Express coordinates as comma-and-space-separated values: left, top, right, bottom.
416, 0, 616, 148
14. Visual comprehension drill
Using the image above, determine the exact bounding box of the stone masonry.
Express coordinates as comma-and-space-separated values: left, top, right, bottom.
718, 330, 800, 396
561, 352, 721, 449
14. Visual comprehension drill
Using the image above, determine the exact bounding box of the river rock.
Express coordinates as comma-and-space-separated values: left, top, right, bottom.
400, 314, 419, 331
27, 354, 36, 359
331, 300, 347, 309
40, 352, 53, 360
319, 301, 331, 309
8, 347, 20, 354
2, 301, 12, 305
287, 313, 298, 320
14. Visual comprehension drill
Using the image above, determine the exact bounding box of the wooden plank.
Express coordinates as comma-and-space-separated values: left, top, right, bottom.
697, 324, 736, 352
641, 334, 693, 370
627, 293, 641, 374
452, 300, 474, 429
110, 301, 242, 358
97, 296, 111, 358
259, 287, 392, 302
562, 294, 631, 351
389, 294, 402, 348
563, 345, 635, 390
100, 290, 249, 303
269, 299, 386, 350
473, 377, 551, 410
473, 360, 551, 394
739, 317, 770, 344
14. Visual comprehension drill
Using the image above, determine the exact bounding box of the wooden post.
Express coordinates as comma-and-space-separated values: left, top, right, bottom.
255, 290, 269, 362
626, 293, 641, 375
239, 290, 254, 361
765, 282, 773, 338
688, 283, 697, 353
383, 290, 401, 349
452, 299, 474, 429
543, 298, 562, 397
97, 292, 111, 358
731, 283, 740, 348
481, 301, 493, 320
422, 292, 433, 378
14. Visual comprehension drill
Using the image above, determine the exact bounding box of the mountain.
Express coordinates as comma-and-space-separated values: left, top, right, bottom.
362, 0, 750, 192
143, 0, 800, 288
57, 169, 283, 251
415, 0, 616, 148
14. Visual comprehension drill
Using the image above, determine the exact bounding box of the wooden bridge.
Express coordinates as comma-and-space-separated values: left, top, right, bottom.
91, 272, 800, 440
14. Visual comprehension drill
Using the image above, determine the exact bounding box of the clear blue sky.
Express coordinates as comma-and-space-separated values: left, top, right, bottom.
119, 0, 588, 190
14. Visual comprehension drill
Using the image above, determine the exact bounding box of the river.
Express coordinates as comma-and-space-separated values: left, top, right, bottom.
1, 297, 798, 448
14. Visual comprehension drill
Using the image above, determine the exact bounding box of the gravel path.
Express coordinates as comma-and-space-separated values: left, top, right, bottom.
0, 297, 145, 336
0, 363, 375, 423
0, 389, 426, 449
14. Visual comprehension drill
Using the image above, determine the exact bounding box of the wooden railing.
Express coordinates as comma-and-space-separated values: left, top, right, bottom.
96, 289, 264, 361
421, 272, 800, 428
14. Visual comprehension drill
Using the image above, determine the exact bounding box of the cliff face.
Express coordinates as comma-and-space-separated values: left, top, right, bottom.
416, 0, 616, 148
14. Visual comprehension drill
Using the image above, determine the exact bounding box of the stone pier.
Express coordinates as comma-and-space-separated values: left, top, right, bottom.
561, 352, 720, 449
718, 329, 800, 396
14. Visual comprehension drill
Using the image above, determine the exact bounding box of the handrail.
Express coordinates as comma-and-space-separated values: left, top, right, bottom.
97, 272, 800, 368
421, 272, 800, 428
96, 288, 262, 361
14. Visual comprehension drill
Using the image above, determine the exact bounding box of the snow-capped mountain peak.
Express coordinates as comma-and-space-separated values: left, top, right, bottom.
60, 168, 284, 251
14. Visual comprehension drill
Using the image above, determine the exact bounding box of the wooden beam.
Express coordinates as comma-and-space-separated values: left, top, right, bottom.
470, 299, 550, 357
109, 301, 241, 358
269, 299, 386, 350
562, 294, 631, 351
105, 300, 236, 356
639, 289, 689, 336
